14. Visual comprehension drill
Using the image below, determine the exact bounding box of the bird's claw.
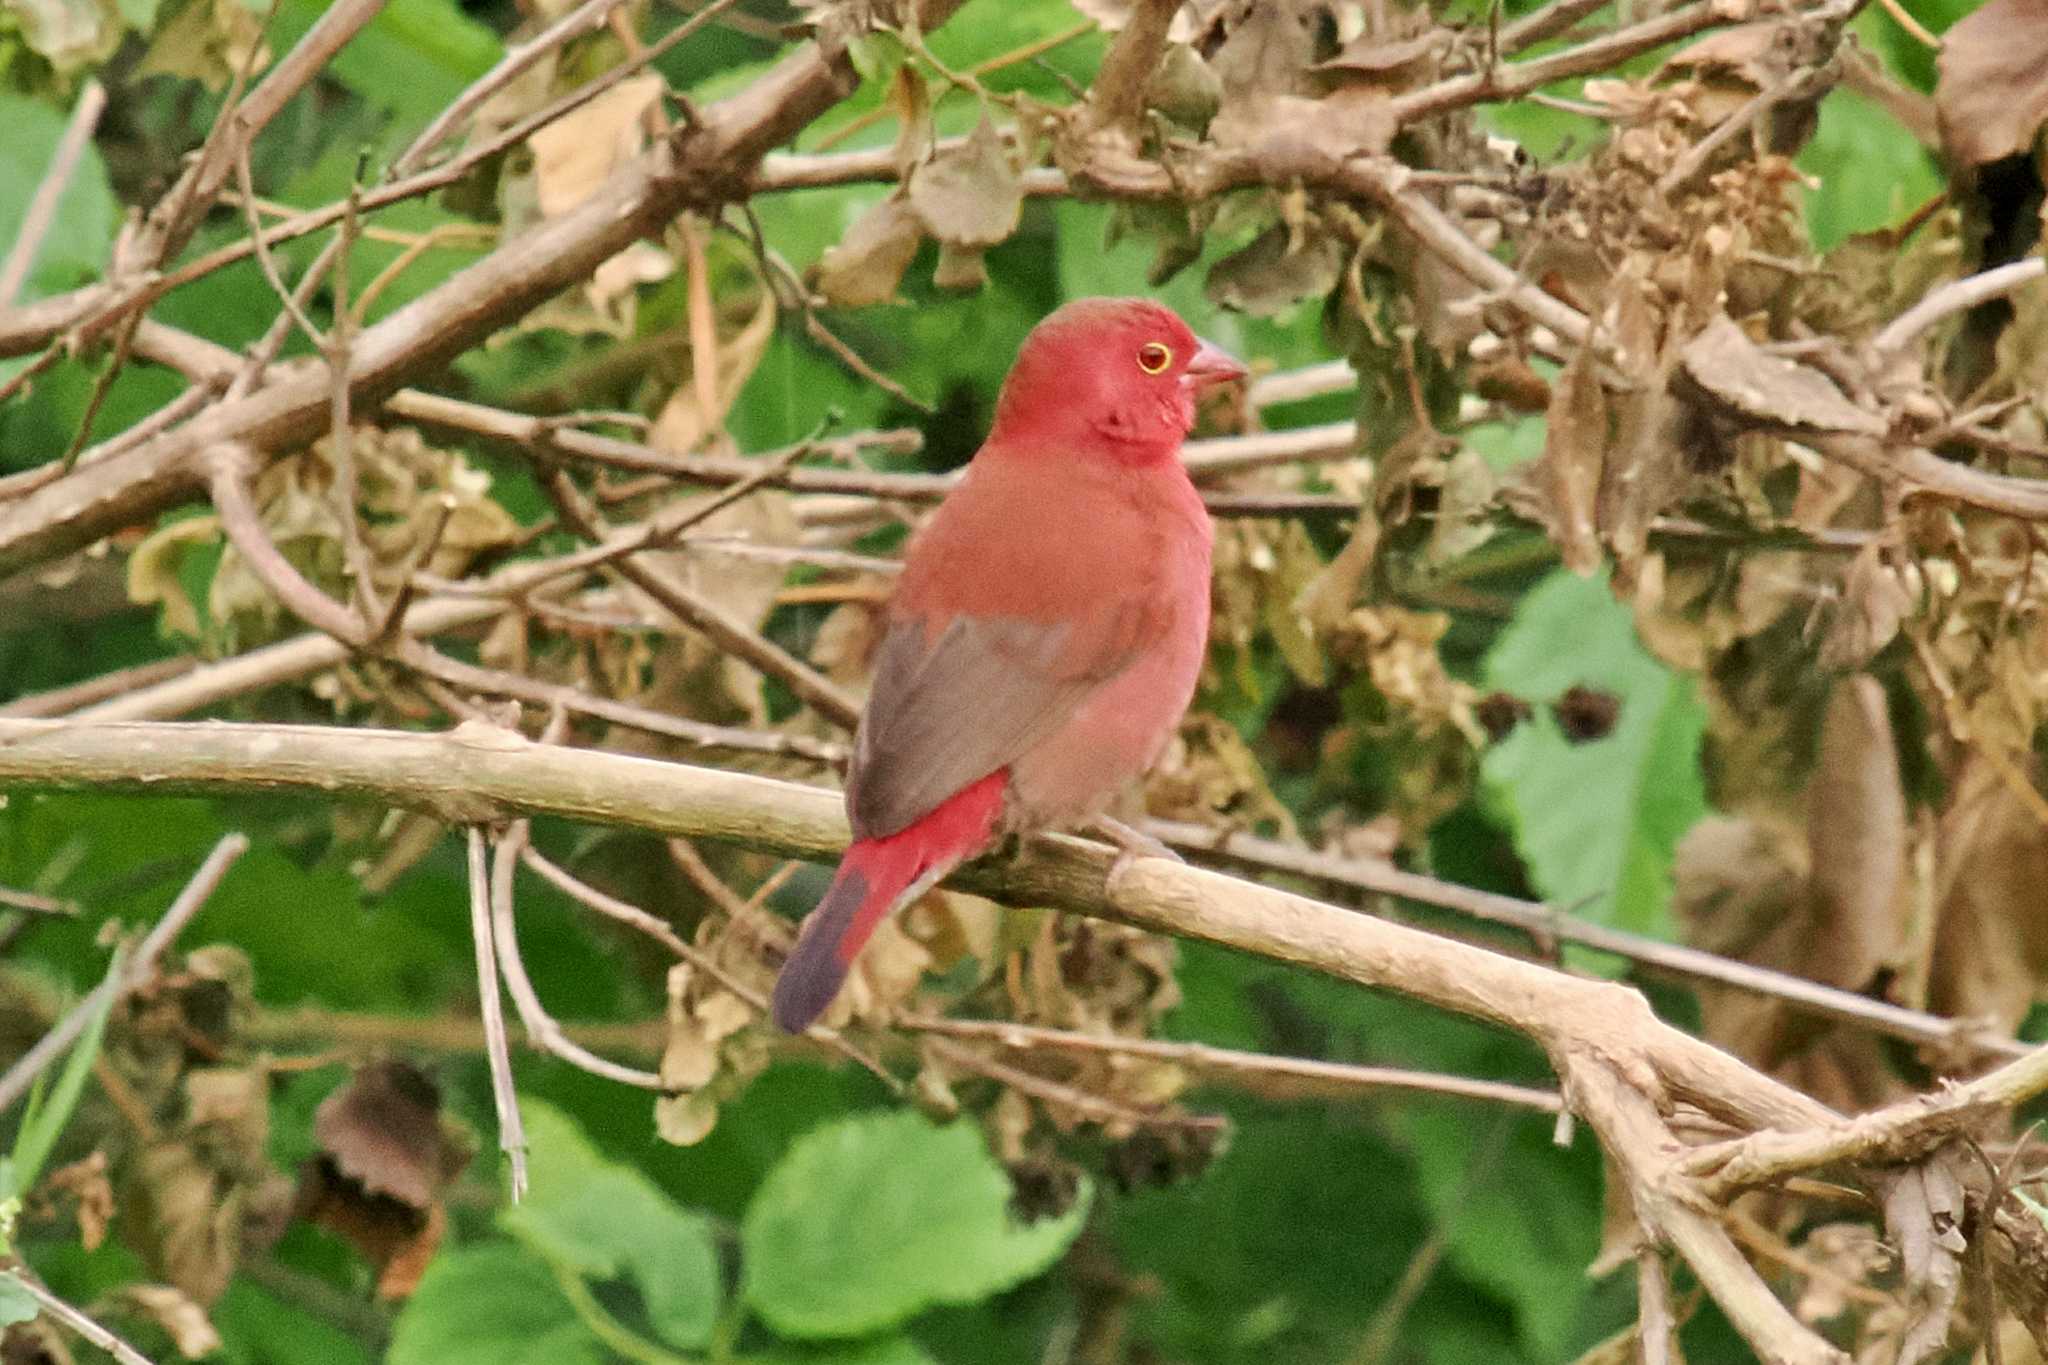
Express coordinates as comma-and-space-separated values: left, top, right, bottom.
1094, 816, 1182, 885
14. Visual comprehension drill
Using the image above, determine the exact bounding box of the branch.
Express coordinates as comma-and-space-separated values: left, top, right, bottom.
0, 716, 1854, 1358
1083, 0, 1180, 137
1140, 817, 2027, 1062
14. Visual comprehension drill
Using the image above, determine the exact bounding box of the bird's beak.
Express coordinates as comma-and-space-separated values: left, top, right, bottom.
1182, 338, 1247, 390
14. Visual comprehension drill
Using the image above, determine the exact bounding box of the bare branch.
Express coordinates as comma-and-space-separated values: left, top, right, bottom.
1869, 258, 2048, 359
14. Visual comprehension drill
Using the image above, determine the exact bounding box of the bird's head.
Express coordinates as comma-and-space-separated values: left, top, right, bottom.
986, 297, 1246, 464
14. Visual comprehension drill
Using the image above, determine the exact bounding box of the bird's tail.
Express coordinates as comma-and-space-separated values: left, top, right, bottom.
771, 770, 1007, 1033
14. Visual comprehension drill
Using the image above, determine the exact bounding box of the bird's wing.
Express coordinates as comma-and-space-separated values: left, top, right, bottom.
845, 597, 1161, 840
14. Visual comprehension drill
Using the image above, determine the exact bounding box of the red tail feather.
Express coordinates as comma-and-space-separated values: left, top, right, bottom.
771, 771, 1007, 1033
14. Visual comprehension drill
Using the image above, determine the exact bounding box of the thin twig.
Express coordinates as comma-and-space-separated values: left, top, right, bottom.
205, 442, 367, 646
1873, 0, 1941, 49
545, 469, 863, 729
925, 1035, 1227, 1136
0, 886, 76, 916
898, 1015, 1564, 1112
1137, 816, 2024, 1062
394, 0, 634, 173
1869, 258, 2048, 358
489, 823, 664, 1089
13, 1272, 155, 1365
233, 144, 327, 349
519, 844, 904, 1091
0, 833, 248, 1117
465, 826, 527, 1201
1638, 1246, 1676, 1365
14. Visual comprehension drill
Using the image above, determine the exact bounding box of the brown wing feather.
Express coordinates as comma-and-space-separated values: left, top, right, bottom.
845, 602, 1154, 840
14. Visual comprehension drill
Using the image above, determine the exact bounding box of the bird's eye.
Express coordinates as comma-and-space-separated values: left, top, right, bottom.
1137, 342, 1174, 375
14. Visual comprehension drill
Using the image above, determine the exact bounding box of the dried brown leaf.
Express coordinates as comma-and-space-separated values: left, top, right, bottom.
1314, 29, 1445, 83
529, 75, 663, 217
815, 194, 923, 308
134, 0, 268, 90
932, 241, 988, 292
1804, 676, 1906, 993
129, 1140, 238, 1305
1883, 1160, 1967, 1365
1929, 756, 2048, 1032
1204, 214, 1343, 317
1792, 1223, 1888, 1324
100, 1286, 221, 1360
1534, 343, 1607, 574
651, 287, 778, 454
1934, 0, 2048, 169
1820, 542, 1910, 671
311, 1060, 463, 1210
907, 116, 1022, 250
43, 1153, 113, 1252
1678, 315, 1886, 437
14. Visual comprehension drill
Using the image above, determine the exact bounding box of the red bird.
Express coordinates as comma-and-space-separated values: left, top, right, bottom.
772, 297, 1243, 1033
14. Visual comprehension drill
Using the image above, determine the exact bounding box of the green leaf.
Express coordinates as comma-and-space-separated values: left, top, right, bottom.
388, 1244, 605, 1365
0, 92, 118, 303
1481, 568, 1706, 938
7, 947, 121, 1200
501, 1100, 721, 1351
742, 1110, 1088, 1340
745, 1336, 937, 1365
273, 0, 501, 131
0, 1272, 36, 1328
1396, 1107, 1601, 1359
1800, 88, 1941, 250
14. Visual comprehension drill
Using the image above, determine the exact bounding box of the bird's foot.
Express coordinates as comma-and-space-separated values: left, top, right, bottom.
1093, 816, 1182, 885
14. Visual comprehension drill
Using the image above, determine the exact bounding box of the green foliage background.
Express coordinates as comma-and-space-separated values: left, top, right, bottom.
0, 0, 2015, 1362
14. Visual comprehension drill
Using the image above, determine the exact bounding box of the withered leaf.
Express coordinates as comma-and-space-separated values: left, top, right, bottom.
815, 194, 923, 308
1678, 315, 1885, 437
1819, 542, 1910, 670
1803, 676, 1905, 993
312, 1060, 465, 1210
1313, 29, 1445, 83
1534, 343, 1607, 575
99, 1286, 221, 1359
1205, 0, 1321, 111
907, 116, 1022, 250
1883, 1160, 1967, 1365
1147, 43, 1222, 128
1205, 222, 1342, 318
1934, 0, 2048, 169
298, 1062, 469, 1300
1928, 757, 2048, 1032
932, 241, 988, 292
529, 74, 663, 217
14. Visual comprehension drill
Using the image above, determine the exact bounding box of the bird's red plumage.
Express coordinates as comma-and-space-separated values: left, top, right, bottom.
771, 297, 1238, 1032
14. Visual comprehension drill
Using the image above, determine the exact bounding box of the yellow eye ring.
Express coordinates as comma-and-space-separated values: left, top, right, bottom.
1137, 342, 1174, 375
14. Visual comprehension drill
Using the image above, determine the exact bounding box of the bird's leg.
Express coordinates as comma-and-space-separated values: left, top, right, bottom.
1092, 815, 1183, 884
